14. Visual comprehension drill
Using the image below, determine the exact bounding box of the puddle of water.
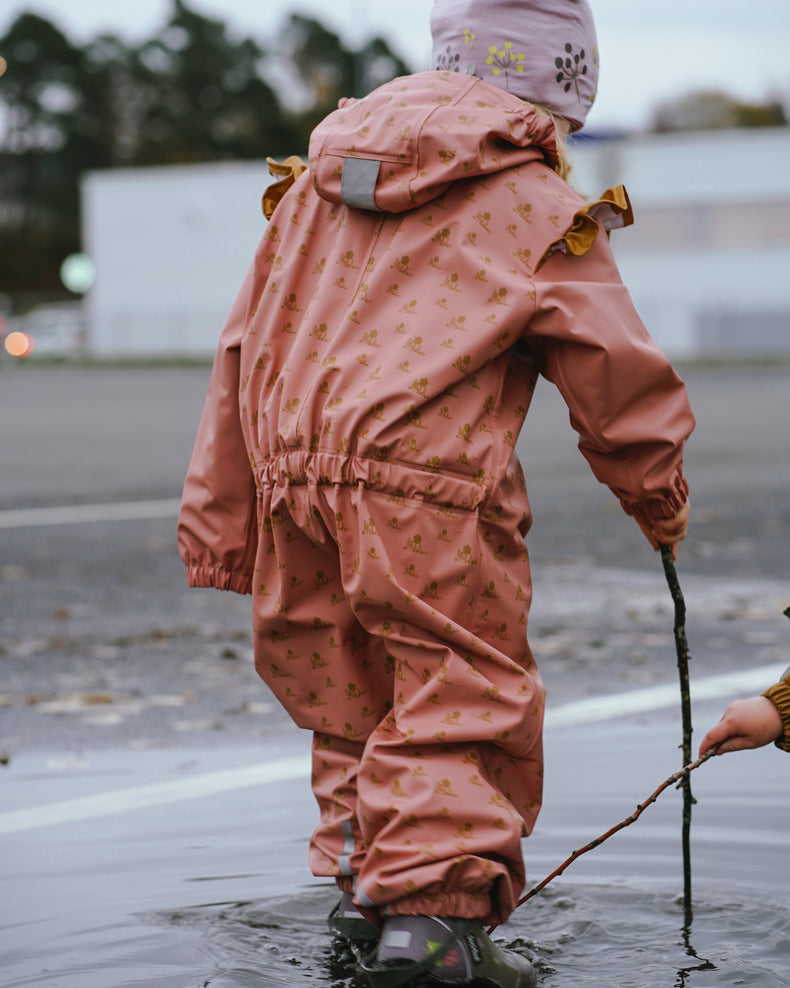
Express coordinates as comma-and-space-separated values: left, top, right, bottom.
0, 921, 208, 987
3, 734, 785, 986
143, 882, 790, 987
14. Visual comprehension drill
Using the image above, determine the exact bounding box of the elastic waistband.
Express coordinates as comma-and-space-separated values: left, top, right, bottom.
254, 449, 485, 512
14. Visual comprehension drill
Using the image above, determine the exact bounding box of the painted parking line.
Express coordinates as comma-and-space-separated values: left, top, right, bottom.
544, 662, 788, 728
0, 499, 181, 529
0, 663, 784, 838
0, 755, 309, 837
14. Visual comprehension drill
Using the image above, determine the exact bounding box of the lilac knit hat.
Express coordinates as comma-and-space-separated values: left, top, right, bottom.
430, 0, 599, 130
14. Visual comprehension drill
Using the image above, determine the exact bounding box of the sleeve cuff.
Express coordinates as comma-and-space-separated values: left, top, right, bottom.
186, 563, 253, 596
763, 673, 790, 752
619, 473, 690, 523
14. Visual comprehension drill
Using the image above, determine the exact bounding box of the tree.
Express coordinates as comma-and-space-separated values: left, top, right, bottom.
131, 0, 294, 164
0, 1, 412, 297
0, 2, 297, 295
0, 13, 89, 293
281, 14, 410, 143
357, 35, 412, 96
651, 88, 787, 132
79, 34, 146, 168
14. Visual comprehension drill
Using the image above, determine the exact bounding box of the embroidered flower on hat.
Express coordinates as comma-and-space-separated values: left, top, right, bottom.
554, 42, 588, 101
485, 40, 526, 89
436, 44, 462, 72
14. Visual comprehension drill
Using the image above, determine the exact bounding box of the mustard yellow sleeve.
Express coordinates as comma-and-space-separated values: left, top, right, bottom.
763, 668, 790, 752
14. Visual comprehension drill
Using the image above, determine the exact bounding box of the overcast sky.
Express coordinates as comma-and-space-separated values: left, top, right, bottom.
1, 0, 789, 130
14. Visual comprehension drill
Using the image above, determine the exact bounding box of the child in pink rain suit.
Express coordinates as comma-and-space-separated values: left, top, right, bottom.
179, 1, 693, 983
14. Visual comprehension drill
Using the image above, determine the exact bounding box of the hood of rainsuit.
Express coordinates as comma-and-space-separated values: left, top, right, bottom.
308, 70, 560, 215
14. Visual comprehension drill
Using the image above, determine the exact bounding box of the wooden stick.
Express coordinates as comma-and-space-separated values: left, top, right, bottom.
489, 548, 705, 936
660, 544, 695, 924
488, 748, 718, 933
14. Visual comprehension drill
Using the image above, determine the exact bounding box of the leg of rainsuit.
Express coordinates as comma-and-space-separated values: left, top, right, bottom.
251, 484, 394, 889
326, 480, 544, 927
253, 470, 544, 927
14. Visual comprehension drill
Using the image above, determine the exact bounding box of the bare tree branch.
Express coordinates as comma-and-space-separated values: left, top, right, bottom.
488, 747, 719, 933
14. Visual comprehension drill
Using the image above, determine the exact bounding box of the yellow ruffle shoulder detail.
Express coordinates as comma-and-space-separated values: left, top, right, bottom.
262, 156, 308, 220
536, 184, 634, 271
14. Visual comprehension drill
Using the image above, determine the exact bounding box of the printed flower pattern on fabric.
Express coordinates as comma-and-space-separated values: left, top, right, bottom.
485, 41, 526, 90
554, 42, 590, 102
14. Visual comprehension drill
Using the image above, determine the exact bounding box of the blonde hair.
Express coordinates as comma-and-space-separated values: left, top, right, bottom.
528, 102, 574, 184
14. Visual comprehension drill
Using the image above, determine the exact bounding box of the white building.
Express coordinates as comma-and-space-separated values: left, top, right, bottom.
82, 128, 790, 358
83, 160, 271, 357
571, 127, 790, 357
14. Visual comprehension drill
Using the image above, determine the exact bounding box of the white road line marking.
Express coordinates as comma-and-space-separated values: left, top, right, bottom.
545, 663, 788, 728
0, 756, 309, 836
0, 499, 181, 529
1, 663, 784, 837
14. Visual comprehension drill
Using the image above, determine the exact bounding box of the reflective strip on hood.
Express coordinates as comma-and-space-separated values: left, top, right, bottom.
309, 70, 559, 215
341, 157, 382, 212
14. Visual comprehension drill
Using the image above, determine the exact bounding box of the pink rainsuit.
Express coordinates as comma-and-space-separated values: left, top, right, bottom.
178, 71, 694, 925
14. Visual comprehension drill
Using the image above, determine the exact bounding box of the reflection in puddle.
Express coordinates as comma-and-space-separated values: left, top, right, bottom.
151, 882, 790, 986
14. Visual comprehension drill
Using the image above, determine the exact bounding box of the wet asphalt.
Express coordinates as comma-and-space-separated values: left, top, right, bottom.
1, 360, 788, 753
0, 360, 789, 986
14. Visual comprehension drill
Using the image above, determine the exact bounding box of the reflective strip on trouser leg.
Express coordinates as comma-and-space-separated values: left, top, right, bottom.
338, 819, 356, 878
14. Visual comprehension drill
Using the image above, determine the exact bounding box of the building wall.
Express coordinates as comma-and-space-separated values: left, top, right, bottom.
82, 128, 790, 358
83, 161, 271, 356
571, 127, 790, 357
